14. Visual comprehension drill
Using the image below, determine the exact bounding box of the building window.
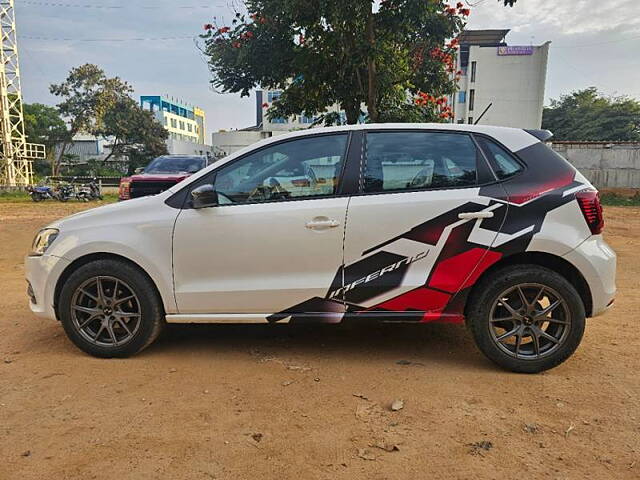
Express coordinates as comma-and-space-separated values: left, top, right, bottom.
468, 117, 474, 124
267, 90, 282, 102
164, 118, 168, 126
471, 61, 477, 83
299, 113, 314, 124
171, 118, 177, 128
187, 123, 193, 132
469, 89, 475, 112
457, 119, 465, 124
458, 91, 466, 104
271, 117, 287, 124
179, 121, 185, 130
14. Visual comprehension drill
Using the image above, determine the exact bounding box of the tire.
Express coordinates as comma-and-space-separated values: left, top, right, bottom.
59, 195, 69, 202
58, 259, 165, 358
467, 264, 585, 373
31, 193, 42, 202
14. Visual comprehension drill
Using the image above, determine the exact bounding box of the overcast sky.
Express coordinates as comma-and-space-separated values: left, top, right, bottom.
17, 0, 640, 135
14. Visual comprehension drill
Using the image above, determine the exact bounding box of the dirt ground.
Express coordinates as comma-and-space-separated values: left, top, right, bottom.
0, 201, 638, 480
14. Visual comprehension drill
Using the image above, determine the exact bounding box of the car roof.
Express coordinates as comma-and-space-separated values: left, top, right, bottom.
247, 123, 539, 154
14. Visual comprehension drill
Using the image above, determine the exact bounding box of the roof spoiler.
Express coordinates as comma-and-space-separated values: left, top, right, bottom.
525, 129, 554, 142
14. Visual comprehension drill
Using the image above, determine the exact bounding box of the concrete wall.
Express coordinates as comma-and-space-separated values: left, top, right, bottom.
166, 138, 215, 156
552, 142, 640, 189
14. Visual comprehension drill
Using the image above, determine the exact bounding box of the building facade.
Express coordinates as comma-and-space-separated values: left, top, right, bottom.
452, 30, 550, 129
140, 95, 214, 155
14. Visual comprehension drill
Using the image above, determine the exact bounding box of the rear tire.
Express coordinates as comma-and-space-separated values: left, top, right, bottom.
58, 259, 165, 358
467, 265, 585, 373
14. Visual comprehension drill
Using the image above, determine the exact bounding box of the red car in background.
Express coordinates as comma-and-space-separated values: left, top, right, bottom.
119, 155, 209, 200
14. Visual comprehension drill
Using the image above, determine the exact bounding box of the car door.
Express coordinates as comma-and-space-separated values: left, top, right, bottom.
340, 129, 508, 322
172, 133, 351, 319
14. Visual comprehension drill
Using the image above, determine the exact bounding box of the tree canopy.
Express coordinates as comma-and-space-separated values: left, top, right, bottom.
23, 103, 67, 160
202, 1, 522, 124
48, 64, 168, 175
543, 88, 640, 142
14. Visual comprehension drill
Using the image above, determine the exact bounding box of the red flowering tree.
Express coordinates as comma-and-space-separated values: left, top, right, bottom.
202, 1, 516, 124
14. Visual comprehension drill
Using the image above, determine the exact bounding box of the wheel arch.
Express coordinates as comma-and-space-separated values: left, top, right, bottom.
53, 252, 166, 321
467, 251, 593, 317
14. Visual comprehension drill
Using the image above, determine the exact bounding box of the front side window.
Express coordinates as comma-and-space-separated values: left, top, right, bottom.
363, 131, 479, 193
479, 137, 524, 179
211, 134, 348, 204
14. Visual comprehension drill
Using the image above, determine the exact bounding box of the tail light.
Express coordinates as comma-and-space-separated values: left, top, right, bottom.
119, 179, 131, 200
576, 189, 604, 234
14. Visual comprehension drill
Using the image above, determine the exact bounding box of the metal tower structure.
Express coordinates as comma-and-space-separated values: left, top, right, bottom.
0, 0, 44, 187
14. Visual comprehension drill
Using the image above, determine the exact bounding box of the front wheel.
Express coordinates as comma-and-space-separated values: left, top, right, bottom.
58, 259, 165, 358
467, 265, 585, 373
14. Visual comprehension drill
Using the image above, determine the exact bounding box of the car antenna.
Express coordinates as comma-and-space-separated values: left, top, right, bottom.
474, 103, 493, 125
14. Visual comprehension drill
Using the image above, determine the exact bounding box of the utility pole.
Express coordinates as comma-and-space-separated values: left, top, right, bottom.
0, 0, 45, 187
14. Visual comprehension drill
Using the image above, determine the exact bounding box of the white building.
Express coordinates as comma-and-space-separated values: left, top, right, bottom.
452, 29, 550, 128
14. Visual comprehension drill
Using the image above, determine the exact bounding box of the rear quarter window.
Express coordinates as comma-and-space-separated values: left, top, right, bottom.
478, 138, 524, 180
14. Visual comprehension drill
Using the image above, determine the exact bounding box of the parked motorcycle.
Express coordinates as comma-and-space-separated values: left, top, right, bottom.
77, 178, 102, 202
26, 184, 58, 202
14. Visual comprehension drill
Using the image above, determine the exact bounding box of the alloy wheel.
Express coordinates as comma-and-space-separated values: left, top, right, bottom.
70, 276, 142, 347
488, 283, 571, 360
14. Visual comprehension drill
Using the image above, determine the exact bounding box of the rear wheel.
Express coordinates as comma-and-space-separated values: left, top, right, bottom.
58, 259, 165, 357
467, 265, 585, 373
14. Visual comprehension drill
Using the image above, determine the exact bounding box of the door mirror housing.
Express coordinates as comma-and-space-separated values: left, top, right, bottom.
134, 167, 144, 174
191, 184, 219, 209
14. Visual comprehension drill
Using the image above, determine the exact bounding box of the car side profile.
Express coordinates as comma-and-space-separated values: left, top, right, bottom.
26, 124, 616, 373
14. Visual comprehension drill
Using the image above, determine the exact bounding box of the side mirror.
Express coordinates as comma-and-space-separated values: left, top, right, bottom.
134, 167, 144, 174
191, 184, 218, 209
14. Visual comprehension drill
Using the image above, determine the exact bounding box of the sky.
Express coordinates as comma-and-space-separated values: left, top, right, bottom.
16, 0, 640, 136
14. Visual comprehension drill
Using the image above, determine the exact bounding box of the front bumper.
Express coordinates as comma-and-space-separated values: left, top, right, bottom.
24, 254, 70, 321
563, 235, 616, 317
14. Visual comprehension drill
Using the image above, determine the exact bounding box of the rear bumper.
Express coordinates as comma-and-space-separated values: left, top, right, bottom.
24, 254, 70, 321
563, 235, 616, 317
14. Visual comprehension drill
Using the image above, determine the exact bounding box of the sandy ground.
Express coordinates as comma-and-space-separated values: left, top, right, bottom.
0, 201, 638, 480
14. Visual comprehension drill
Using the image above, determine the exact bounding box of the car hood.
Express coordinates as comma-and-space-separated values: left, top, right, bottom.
128, 173, 192, 182
48, 193, 168, 231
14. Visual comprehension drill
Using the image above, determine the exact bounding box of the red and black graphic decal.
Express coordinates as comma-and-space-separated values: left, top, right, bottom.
268, 141, 587, 325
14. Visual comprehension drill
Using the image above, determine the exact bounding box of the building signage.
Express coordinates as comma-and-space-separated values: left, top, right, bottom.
497, 46, 534, 56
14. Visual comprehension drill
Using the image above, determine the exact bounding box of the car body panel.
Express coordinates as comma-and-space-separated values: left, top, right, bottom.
24, 123, 615, 327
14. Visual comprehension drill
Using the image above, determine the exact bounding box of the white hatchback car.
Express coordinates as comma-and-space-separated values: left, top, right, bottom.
26, 124, 616, 372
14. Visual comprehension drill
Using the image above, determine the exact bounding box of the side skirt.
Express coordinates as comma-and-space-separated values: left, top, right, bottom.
165, 312, 463, 324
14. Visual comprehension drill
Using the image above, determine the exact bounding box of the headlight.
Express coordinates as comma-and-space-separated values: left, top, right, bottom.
30, 228, 59, 256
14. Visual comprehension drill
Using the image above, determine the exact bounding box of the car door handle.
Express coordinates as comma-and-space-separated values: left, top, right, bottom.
458, 211, 494, 220
306, 217, 340, 230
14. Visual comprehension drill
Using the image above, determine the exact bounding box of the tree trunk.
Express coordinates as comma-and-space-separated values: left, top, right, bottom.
54, 139, 70, 176
343, 100, 360, 125
366, 7, 378, 123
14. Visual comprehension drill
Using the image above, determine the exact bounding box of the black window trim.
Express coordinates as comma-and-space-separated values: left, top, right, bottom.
166, 130, 356, 209
472, 132, 528, 183
354, 128, 496, 198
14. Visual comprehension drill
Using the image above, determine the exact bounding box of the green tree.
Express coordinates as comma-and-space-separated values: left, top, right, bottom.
543, 88, 640, 142
49, 64, 133, 174
97, 97, 169, 173
23, 102, 68, 176
202, 1, 517, 124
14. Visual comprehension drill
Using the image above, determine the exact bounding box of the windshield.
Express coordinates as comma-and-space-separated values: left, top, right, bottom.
145, 156, 205, 174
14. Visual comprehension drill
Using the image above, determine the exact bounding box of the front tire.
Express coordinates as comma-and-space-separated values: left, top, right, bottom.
467, 265, 585, 373
58, 259, 165, 358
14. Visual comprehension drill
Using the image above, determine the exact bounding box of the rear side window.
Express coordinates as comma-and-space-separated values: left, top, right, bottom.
479, 138, 523, 180
363, 131, 479, 193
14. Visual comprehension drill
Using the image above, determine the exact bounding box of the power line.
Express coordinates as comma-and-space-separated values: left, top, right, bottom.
20, 1, 226, 8
19, 34, 197, 42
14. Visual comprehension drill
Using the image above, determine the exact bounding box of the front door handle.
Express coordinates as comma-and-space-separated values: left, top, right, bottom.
306, 217, 340, 230
458, 211, 494, 220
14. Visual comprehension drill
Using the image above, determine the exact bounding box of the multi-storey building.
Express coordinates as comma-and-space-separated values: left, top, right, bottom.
451, 29, 550, 128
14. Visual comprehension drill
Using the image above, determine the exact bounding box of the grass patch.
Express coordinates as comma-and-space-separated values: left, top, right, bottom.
600, 192, 640, 207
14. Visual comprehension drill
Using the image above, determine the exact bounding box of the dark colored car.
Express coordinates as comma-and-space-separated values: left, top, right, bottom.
119, 155, 208, 200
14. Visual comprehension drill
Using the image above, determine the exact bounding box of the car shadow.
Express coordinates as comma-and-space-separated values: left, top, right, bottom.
146, 321, 494, 371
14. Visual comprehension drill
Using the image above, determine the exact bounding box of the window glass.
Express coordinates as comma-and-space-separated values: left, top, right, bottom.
480, 138, 523, 179
363, 132, 478, 193
212, 135, 348, 204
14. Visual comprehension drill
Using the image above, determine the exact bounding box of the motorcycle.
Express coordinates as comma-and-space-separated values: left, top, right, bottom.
55, 183, 74, 202
26, 184, 58, 202
77, 178, 102, 202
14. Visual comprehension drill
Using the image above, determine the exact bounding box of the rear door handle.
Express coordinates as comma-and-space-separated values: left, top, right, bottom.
306, 217, 340, 230
458, 211, 494, 220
